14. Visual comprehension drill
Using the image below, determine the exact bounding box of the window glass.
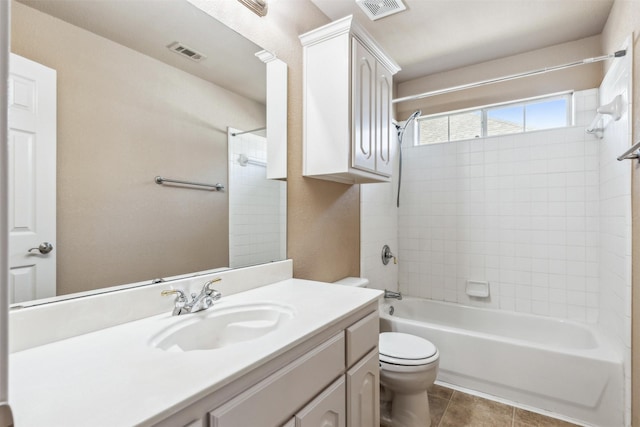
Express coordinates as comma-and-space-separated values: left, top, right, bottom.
525, 98, 568, 131
449, 111, 482, 141
418, 116, 448, 145
487, 105, 524, 136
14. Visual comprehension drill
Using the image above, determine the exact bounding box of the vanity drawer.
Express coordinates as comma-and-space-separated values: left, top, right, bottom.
345, 311, 378, 367
210, 332, 345, 427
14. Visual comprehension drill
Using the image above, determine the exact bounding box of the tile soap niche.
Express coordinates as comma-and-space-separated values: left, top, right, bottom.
466, 280, 490, 298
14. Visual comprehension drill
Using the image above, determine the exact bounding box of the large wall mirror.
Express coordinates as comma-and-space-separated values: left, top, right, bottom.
8, 0, 287, 307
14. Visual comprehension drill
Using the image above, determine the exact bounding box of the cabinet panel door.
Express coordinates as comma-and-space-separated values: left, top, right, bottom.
210, 333, 345, 427
346, 349, 380, 427
352, 39, 376, 173
375, 62, 394, 176
296, 376, 346, 427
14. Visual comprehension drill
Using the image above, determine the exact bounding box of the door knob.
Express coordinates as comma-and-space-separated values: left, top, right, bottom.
28, 242, 53, 254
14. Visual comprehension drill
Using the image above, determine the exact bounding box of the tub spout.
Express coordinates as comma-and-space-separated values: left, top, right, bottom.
384, 289, 402, 300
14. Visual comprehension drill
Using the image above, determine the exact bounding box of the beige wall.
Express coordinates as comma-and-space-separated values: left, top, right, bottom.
190, 0, 361, 282
11, 2, 266, 295
397, 35, 603, 117
601, 1, 640, 424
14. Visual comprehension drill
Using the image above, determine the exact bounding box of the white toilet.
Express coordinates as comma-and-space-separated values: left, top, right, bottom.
379, 332, 439, 427
333, 277, 440, 427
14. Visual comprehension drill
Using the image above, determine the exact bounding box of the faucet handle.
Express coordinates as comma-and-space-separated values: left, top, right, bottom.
203, 278, 222, 297
162, 289, 189, 315
161, 289, 187, 302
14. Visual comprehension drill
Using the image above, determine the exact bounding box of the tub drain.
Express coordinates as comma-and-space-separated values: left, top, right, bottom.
389, 306, 394, 315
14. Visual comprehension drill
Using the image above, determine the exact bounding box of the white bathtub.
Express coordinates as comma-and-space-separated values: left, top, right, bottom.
379, 297, 623, 427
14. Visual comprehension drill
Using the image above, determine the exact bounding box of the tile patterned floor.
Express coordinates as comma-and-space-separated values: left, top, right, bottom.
426, 384, 581, 427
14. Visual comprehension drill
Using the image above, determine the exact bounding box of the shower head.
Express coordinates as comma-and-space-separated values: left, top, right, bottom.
396, 110, 422, 143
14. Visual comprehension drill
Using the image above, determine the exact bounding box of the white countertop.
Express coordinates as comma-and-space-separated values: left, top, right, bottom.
9, 279, 382, 427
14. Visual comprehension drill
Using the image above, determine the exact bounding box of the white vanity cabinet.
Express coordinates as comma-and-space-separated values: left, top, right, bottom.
300, 15, 400, 184
154, 302, 379, 427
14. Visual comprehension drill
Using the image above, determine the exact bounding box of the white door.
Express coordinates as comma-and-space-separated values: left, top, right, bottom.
8, 53, 56, 304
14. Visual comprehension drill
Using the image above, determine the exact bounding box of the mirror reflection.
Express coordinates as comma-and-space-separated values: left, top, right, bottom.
8, 0, 286, 306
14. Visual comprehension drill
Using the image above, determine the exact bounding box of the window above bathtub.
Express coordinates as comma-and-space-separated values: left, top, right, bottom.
417, 92, 573, 145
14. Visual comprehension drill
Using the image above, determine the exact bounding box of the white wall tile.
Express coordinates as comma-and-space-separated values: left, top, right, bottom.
595, 50, 633, 426
393, 90, 604, 320
228, 129, 286, 268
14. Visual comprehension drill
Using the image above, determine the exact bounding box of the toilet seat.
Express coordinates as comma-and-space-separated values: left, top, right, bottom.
379, 332, 438, 366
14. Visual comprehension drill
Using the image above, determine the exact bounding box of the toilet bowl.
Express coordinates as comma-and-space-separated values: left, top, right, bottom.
331, 278, 440, 427
379, 332, 439, 427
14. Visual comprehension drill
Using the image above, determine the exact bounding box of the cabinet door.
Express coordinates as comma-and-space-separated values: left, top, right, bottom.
210, 333, 345, 427
375, 62, 394, 176
296, 376, 346, 427
352, 38, 376, 173
346, 349, 380, 427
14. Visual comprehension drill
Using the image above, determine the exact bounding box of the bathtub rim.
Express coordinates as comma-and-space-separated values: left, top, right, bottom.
379, 296, 623, 363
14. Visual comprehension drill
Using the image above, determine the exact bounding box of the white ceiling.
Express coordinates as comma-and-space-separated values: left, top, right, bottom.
16, 0, 267, 103
17, 0, 615, 98
310, 0, 615, 82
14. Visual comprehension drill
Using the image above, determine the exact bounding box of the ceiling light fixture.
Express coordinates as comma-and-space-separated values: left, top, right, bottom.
237, 0, 268, 17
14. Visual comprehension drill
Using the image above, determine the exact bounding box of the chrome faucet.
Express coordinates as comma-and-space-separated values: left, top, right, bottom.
161, 278, 222, 316
384, 289, 402, 300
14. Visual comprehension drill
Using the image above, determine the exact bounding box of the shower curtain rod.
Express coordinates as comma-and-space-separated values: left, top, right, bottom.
392, 50, 627, 105
230, 127, 266, 137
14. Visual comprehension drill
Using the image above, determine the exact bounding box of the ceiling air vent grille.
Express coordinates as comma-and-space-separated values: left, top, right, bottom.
167, 42, 206, 62
356, 0, 407, 21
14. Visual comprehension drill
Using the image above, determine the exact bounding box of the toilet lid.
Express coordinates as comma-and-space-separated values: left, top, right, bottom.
379, 332, 437, 361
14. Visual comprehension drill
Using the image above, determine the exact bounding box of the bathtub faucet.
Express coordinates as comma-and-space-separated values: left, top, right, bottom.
384, 289, 402, 300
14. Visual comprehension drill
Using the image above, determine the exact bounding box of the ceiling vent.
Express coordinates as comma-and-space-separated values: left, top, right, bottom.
356, 0, 407, 21
167, 42, 206, 62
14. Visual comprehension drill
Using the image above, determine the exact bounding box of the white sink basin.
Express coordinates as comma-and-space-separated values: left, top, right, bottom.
150, 302, 295, 352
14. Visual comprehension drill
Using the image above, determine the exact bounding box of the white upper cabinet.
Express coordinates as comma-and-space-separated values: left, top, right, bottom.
300, 15, 400, 184
256, 50, 288, 180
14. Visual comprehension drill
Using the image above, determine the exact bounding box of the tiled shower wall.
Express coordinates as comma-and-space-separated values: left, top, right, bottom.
596, 44, 632, 425
360, 172, 399, 292
397, 90, 601, 322
228, 129, 286, 268
361, 84, 632, 423
362, 87, 630, 333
